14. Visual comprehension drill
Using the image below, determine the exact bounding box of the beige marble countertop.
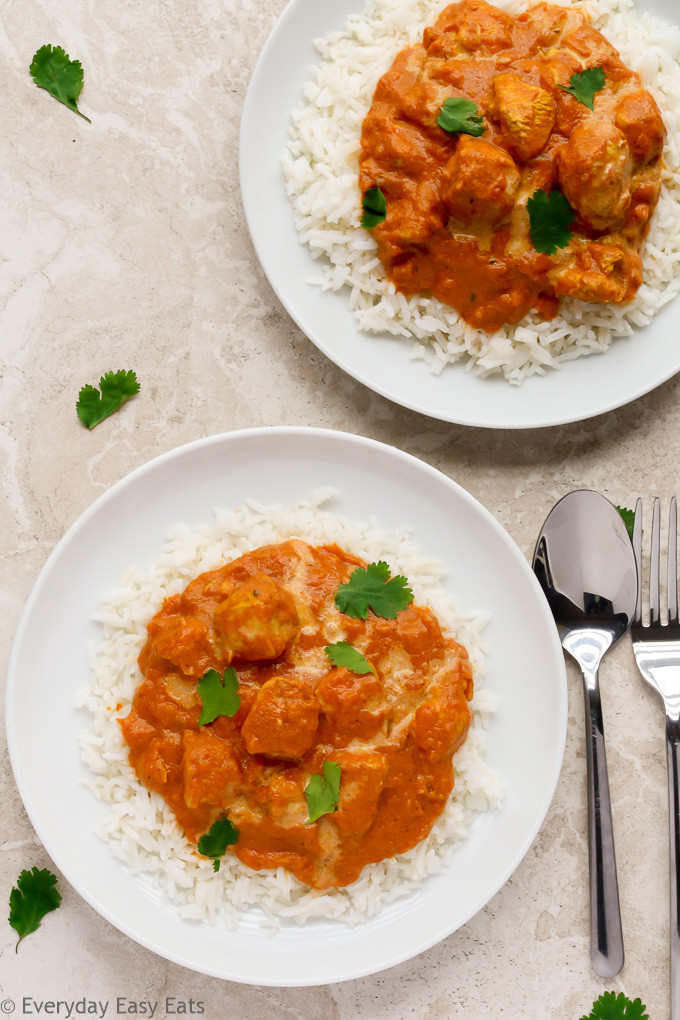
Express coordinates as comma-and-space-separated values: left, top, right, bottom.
1, 0, 679, 1016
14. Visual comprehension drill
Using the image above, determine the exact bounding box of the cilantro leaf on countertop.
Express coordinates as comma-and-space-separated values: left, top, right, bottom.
527, 188, 574, 255
361, 186, 387, 229
335, 561, 413, 620
437, 97, 484, 137
9, 867, 62, 950
305, 761, 342, 824
579, 991, 648, 1020
198, 667, 241, 727
197, 816, 239, 872
76, 370, 140, 429
617, 505, 635, 540
29, 44, 91, 122
324, 641, 375, 675
558, 66, 606, 110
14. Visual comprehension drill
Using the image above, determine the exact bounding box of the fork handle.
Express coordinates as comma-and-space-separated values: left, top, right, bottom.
583, 671, 625, 977
666, 712, 680, 1018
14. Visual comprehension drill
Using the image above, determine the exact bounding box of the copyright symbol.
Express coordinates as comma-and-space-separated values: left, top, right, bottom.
1, 1001, 15, 1014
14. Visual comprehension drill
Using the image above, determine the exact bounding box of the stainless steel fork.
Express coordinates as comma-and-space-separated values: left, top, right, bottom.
632, 496, 680, 1018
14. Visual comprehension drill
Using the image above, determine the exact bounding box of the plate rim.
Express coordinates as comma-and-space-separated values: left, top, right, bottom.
6, 426, 568, 983
239, 0, 680, 429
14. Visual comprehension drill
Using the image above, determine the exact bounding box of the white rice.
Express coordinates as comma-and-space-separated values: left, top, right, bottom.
281, 0, 680, 384
77, 490, 503, 929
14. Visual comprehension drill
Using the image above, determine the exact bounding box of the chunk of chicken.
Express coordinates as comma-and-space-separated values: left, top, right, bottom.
147, 615, 213, 678
401, 79, 458, 131
561, 24, 617, 62
182, 729, 242, 810
412, 679, 471, 761
315, 667, 387, 741
623, 177, 663, 239
430, 0, 513, 55
361, 108, 446, 177
558, 120, 632, 232
130, 732, 182, 790
331, 748, 389, 836
392, 606, 446, 664
517, 3, 569, 47
371, 45, 425, 109
120, 710, 155, 749
241, 677, 319, 760
615, 89, 665, 166
375, 179, 446, 252
489, 72, 556, 160
549, 239, 642, 303
540, 49, 587, 136
214, 573, 299, 662
266, 773, 308, 826
441, 135, 520, 224
164, 676, 201, 710
128, 676, 199, 731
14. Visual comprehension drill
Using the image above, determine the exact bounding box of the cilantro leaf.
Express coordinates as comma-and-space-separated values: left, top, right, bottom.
305, 762, 342, 823
9, 867, 62, 950
558, 66, 606, 110
197, 667, 240, 727
617, 505, 635, 540
76, 370, 140, 429
197, 816, 239, 871
324, 641, 374, 675
361, 186, 386, 229
335, 561, 413, 620
29, 45, 91, 122
437, 97, 484, 137
527, 188, 574, 255
580, 992, 648, 1020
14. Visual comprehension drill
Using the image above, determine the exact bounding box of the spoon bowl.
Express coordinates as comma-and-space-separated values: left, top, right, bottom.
533, 489, 638, 978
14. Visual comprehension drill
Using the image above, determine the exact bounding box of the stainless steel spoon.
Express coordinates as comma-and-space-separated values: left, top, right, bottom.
533, 489, 637, 978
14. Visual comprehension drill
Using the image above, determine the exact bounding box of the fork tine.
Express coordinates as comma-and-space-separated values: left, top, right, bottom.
650, 496, 661, 626
633, 498, 643, 625
669, 497, 678, 625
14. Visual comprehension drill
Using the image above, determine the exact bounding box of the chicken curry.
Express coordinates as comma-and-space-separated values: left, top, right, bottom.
359, 0, 665, 331
120, 540, 473, 889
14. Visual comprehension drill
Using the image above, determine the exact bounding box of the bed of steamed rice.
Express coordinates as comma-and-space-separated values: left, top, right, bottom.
281, 0, 680, 384
77, 491, 502, 929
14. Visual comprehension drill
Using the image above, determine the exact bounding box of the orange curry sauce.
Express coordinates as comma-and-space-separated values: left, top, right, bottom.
359, 0, 665, 331
120, 540, 473, 889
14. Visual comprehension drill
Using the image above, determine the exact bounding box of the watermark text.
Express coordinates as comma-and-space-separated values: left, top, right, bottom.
8, 1001, 205, 1018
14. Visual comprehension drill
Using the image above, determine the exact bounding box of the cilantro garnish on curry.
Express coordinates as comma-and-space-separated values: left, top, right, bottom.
324, 641, 375, 675
361, 185, 387, 228
436, 97, 485, 137
197, 816, 239, 872
558, 66, 606, 110
120, 540, 473, 887
197, 667, 240, 726
334, 560, 413, 619
305, 761, 342, 823
527, 188, 574, 255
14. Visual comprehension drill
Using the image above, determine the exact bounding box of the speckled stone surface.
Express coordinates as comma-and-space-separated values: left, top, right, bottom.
1, 0, 680, 1016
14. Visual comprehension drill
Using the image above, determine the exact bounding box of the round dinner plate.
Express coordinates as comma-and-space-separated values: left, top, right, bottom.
239, 0, 680, 429
6, 428, 567, 984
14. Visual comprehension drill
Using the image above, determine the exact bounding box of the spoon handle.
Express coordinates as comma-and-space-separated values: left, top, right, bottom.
582, 666, 625, 977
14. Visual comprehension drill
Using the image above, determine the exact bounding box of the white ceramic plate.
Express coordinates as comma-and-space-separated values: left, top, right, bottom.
239, 0, 680, 429
7, 428, 566, 984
